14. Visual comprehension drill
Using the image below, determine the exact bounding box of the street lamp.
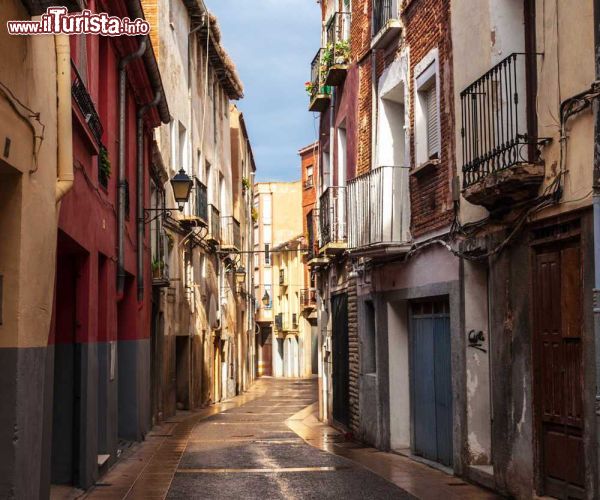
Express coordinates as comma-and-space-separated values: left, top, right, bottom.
144, 169, 194, 224
262, 290, 270, 307
170, 169, 193, 211
235, 266, 246, 286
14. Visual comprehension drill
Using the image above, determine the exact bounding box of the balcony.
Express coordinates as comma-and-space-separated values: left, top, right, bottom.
182, 178, 208, 227
461, 53, 545, 211
71, 61, 103, 146
220, 216, 241, 251
274, 313, 297, 333
372, 0, 401, 50
308, 49, 332, 113
300, 289, 317, 310
319, 186, 346, 253
347, 166, 411, 254
279, 269, 287, 287
207, 204, 221, 243
324, 12, 351, 86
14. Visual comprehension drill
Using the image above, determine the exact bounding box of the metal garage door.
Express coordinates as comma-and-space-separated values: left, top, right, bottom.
410, 299, 453, 467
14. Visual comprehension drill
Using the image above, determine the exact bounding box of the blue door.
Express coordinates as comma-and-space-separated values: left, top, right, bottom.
410, 299, 453, 467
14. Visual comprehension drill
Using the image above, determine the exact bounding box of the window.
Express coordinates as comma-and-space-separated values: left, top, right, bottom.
305, 166, 314, 189
265, 244, 271, 265
415, 51, 440, 165
178, 122, 188, 173
424, 82, 439, 159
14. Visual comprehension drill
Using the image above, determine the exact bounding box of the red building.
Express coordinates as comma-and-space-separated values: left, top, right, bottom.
48, 0, 169, 491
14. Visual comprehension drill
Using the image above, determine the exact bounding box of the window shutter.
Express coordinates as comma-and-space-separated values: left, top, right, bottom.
426, 85, 440, 158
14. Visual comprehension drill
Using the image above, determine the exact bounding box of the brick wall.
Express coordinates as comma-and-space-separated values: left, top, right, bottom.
403, 0, 455, 237
140, 0, 160, 62
300, 143, 318, 285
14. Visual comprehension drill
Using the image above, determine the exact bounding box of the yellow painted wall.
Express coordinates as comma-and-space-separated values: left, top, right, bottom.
0, 3, 60, 348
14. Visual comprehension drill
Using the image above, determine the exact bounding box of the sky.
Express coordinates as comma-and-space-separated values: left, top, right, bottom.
207, 0, 321, 182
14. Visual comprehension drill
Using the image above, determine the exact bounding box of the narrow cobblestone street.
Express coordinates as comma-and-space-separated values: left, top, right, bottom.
77, 378, 499, 500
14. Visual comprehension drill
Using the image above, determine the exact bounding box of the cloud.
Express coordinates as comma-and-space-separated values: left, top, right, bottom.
207, 0, 321, 182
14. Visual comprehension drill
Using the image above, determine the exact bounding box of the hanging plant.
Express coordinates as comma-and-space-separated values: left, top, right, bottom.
242, 177, 251, 192
251, 207, 259, 222
99, 146, 111, 185
305, 81, 315, 96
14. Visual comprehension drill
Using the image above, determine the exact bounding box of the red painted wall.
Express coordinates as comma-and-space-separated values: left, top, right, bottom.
52, 1, 159, 346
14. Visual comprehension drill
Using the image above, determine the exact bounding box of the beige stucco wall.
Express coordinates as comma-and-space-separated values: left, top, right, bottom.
143, 0, 242, 404
451, 0, 595, 225
254, 181, 302, 324
0, 3, 59, 348
272, 241, 310, 377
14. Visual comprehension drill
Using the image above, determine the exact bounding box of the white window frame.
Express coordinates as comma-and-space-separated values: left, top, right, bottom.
414, 48, 441, 166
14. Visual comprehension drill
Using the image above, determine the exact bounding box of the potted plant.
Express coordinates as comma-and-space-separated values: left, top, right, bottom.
305, 81, 315, 97
152, 258, 165, 278
334, 40, 350, 65
242, 177, 251, 193
251, 206, 259, 223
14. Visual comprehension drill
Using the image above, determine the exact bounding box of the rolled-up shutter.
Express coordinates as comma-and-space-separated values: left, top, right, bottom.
426, 85, 440, 159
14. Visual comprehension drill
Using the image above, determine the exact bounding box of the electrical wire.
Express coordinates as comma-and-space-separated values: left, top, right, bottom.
0, 80, 45, 172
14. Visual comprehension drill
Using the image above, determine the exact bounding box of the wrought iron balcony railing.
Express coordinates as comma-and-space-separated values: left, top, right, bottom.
373, 0, 395, 36
347, 166, 410, 250
208, 204, 220, 242
195, 178, 208, 223
306, 209, 319, 260
221, 216, 241, 250
308, 49, 332, 112
71, 61, 103, 145
319, 186, 346, 248
461, 53, 537, 188
300, 288, 317, 309
275, 313, 283, 330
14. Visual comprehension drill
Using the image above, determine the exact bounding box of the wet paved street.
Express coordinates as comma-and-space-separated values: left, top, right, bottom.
80, 378, 499, 500
166, 379, 410, 499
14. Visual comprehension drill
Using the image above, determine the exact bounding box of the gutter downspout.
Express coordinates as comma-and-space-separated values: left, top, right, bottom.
137, 92, 162, 302
594, 0, 600, 492
55, 34, 74, 202
118, 37, 148, 295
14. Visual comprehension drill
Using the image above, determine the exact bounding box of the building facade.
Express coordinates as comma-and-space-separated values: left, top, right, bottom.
0, 2, 74, 497
253, 181, 302, 377
142, 0, 253, 422
308, 0, 600, 498
272, 235, 314, 378
300, 143, 319, 378
0, 1, 258, 497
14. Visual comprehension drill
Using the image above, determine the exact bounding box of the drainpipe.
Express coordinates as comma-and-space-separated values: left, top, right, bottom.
137, 92, 162, 302
118, 37, 148, 295
594, 0, 600, 491
55, 35, 74, 202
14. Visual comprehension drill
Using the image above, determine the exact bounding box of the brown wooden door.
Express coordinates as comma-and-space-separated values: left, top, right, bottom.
533, 242, 585, 499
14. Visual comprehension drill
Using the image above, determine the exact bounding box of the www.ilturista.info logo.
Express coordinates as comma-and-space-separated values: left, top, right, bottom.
7, 7, 150, 36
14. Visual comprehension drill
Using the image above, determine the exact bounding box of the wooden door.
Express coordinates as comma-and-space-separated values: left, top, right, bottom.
332, 293, 350, 427
410, 299, 453, 467
533, 242, 585, 499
